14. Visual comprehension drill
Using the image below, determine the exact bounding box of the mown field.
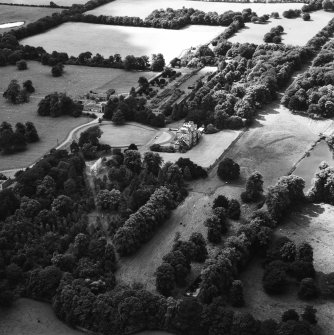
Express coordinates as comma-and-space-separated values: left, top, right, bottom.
230, 10, 334, 46
20, 22, 224, 63
0, 4, 60, 33
0, 0, 87, 5
86, 0, 304, 18
0, 61, 154, 171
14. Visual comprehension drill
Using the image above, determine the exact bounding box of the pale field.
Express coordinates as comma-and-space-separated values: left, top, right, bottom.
157, 129, 241, 168
116, 91, 334, 291
0, 0, 87, 6
86, 0, 304, 18
239, 204, 334, 334
0, 62, 154, 171
0, 4, 60, 33
230, 10, 334, 46
75, 122, 158, 147
20, 22, 225, 63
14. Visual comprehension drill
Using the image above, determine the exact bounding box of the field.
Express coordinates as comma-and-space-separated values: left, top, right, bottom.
86, 0, 304, 18
230, 10, 334, 46
0, 0, 87, 5
20, 22, 224, 63
238, 203, 334, 334
156, 129, 241, 168
0, 61, 154, 171
0, 4, 60, 33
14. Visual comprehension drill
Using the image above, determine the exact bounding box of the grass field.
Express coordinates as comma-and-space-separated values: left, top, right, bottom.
20, 22, 224, 63
0, 0, 87, 5
230, 10, 334, 46
0, 4, 60, 33
0, 61, 154, 171
238, 203, 334, 334
157, 130, 241, 168
86, 0, 304, 18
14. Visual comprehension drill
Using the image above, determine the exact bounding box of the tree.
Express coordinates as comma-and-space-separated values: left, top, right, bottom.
213, 195, 229, 209
16, 60, 27, 70
143, 151, 163, 176
52, 63, 64, 77
3, 79, 20, 103
297, 242, 313, 262
124, 150, 142, 173
241, 171, 264, 202
51, 195, 73, 216
263, 262, 287, 294
298, 278, 318, 300
96, 189, 121, 210
112, 110, 125, 125
155, 262, 176, 296
0, 188, 20, 220
230, 280, 245, 307
23, 80, 35, 93
25, 122, 39, 142
282, 309, 299, 322
301, 305, 317, 324
302, 13, 311, 21
189, 232, 207, 262
151, 53, 165, 71
227, 199, 241, 220
217, 158, 240, 181
322, 0, 333, 11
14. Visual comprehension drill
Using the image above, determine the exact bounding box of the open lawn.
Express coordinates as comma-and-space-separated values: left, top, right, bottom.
230, 10, 334, 46
0, 4, 61, 33
20, 22, 225, 63
157, 130, 242, 168
0, 0, 87, 6
86, 0, 304, 18
0, 61, 153, 171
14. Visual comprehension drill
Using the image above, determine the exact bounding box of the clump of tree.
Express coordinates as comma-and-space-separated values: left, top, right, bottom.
175, 157, 208, 180
0, 121, 39, 154
217, 158, 240, 181
282, 9, 301, 18
3, 79, 33, 104
16, 59, 27, 70
263, 25, 284, 44
37, 92, 83, 117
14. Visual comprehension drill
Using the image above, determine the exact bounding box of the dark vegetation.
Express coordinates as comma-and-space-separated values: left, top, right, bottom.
282, 20, 334, 118
3, 79, 34, 104
263, 25, 284, 44
0, 121, 39, 154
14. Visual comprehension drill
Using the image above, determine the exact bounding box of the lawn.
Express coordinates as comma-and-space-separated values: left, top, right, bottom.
238, 203, 334, 334
74, 122, 159, 147
156, 129, 242, 168
0, 0, 87, 6
229, 10, 334, 46
0, 4, 61, 33
86, 0, 304, 18
20, 22, 224, 63
0, 61, 154, 171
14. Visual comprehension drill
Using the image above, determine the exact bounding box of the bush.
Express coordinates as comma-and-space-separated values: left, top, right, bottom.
217, 158, 240, 181
302, 13, 311, 21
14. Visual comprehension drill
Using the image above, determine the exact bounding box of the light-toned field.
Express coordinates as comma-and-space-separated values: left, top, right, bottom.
239, 203, 334, 334
116, 89, 334, 291
0, 61, 155, 97
20, 22, 224, 63
89, 122, 158, 147
0, 0, 87, 6
0, 298, 83, 335
230, 10, 334, 46
0, 4, 60, 33
0, 62, 154, 171
86, 0, 304, 18
157, 130, 241, 168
